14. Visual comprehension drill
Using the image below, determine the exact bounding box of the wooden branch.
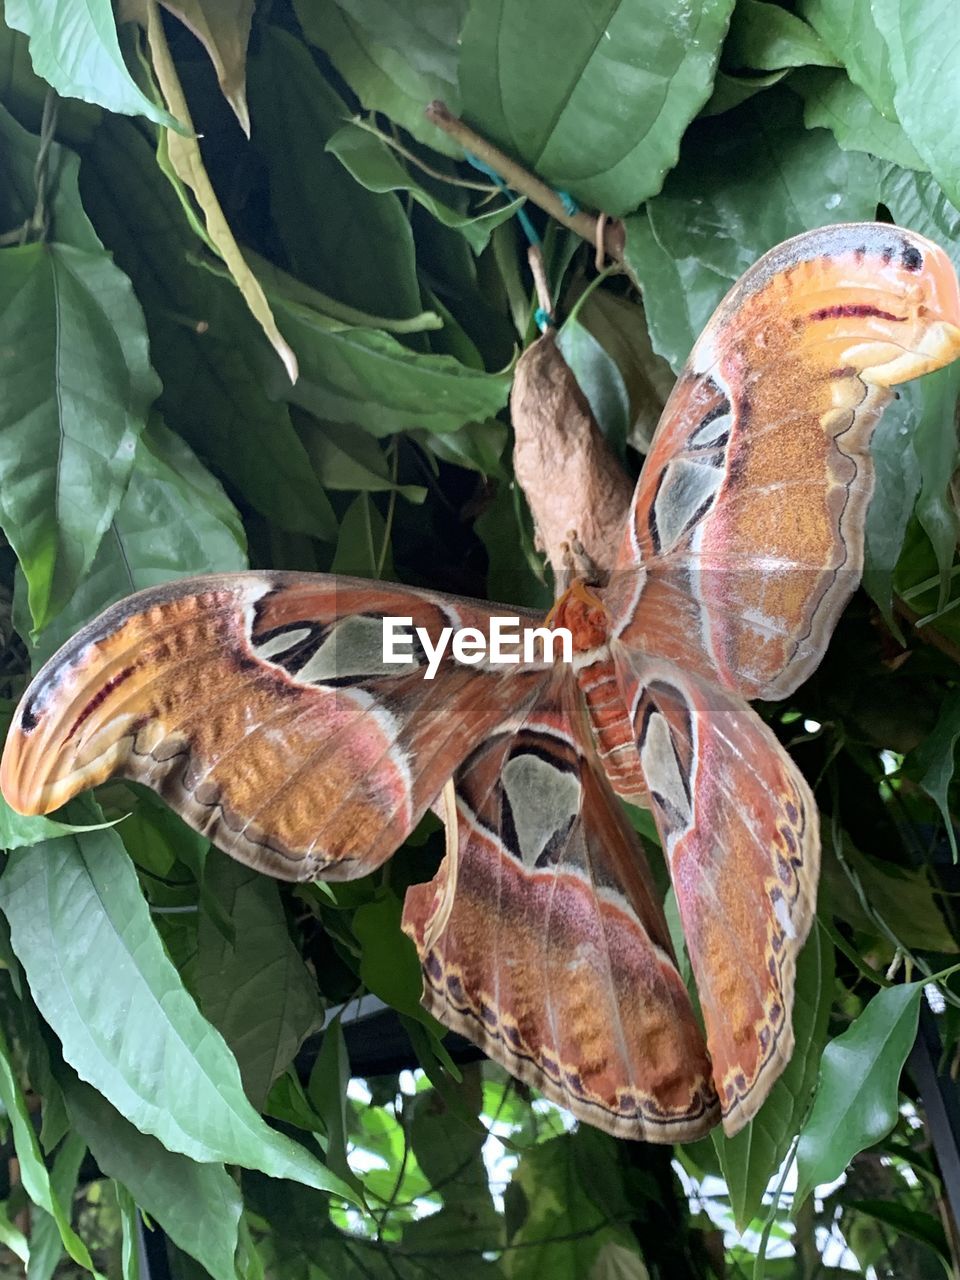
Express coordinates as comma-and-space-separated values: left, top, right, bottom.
425, 101, 625, 265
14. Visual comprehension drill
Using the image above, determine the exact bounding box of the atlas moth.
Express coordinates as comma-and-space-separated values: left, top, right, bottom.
4, 223, 960, 1141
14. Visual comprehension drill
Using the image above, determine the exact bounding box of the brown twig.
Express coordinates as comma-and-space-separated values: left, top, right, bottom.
527, 245, 553, 323
425, 100, 625, 264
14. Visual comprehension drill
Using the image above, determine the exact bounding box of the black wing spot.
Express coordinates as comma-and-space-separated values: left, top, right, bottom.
902, 242, 923, 272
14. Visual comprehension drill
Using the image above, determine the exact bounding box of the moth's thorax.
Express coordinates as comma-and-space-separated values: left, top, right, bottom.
548, 580, 610, 653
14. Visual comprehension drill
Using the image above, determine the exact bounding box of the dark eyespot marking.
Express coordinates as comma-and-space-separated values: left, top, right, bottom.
902, 242, 923, 272
854, 244, 867, 262
808, 304, 903, 323
881, 245, 894, 265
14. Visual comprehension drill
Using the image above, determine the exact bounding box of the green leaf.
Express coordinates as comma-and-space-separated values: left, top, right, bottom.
872, 0, 960, 209
847, 1198, 950, 1263
880, 165, 960, 274
25, 1131, 87, 1280
863, 385, 922, 631
620, 209, 732, 372
572, 289, 674, 452
475, 481, 553, 610
825, 835, 957, 952
268, 293, 511, 437
714, 923, 834, 1229
504, 1132, 636, 1279
78, 116, 336, 540
301, 419, 426, 501
330, 494, 393, 578
724, 0, 838, 71
326, 123, 521, 255
557, 318, 630, 455
646, 92, 881, 285
459, 0, 736, 216
22, 419, 247, 668
62, 1070, 243, 1280
307, 1017, 359, 1193
794, 982, 924, 1209
0, 242, 159, 631
912, 365, 960, 610
903, 688, 960, 861
113, 1181, 140, 1280
0, 827, 359, 1203
191, 852, 322, 1110
0, 100, 101, 246
5, 0, 184, 129
794, 68, 928, 170
354, 894, 442, 1035
294, 0, 466, 157
0, 21, 100, 145
249, 27, 422, 322
0, 796, 120, 852
0, 1022, 99, 1274
798, 0, 897, 117
158, 0, 254, 135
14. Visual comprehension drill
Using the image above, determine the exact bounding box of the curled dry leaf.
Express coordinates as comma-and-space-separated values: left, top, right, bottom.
511, 331, 633, 584
159, 0, 255, 136
145, 1, 297, 383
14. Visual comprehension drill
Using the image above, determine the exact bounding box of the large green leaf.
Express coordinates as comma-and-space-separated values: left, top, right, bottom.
268, 292, 512, 436
723, 0, 838, 72
645, 93, 880, 284
0, 827, 358, 1202
503, 1132, 638, 1279
0, 20, 100, 144
21, 419, 246, 668
794, 982, 924, 1208
249, 27, 422, 322
5, 0, 182, 129
294, 0, 466, 156
798, 0, 897, 117
714, 923, 834, 1229
625, 93, 880, 369
872, 0, 960, 209
794, 68, 928, 170
459, 0, 736, 216
78, 114, 336, 540
191, 852, 322, 1110
863, 386, 922, 630
62, 1069, 243, 1280
0, 242, 159, 631
881, 165, 960, 273
620, 210, 731, 372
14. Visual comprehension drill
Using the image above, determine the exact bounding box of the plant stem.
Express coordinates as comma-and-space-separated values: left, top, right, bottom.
425, 100, 626, 264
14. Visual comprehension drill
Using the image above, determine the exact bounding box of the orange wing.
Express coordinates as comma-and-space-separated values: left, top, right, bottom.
605, 224, 960, 699
612, 648, 817, 1134
1, 573, 547, 881
403, 671, 719, 1142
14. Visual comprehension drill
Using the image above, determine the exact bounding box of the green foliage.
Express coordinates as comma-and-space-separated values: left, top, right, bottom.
0, 0, 959, 1276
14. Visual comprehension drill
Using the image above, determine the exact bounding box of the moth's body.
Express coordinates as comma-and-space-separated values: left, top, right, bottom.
4, 224, 960, 1143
